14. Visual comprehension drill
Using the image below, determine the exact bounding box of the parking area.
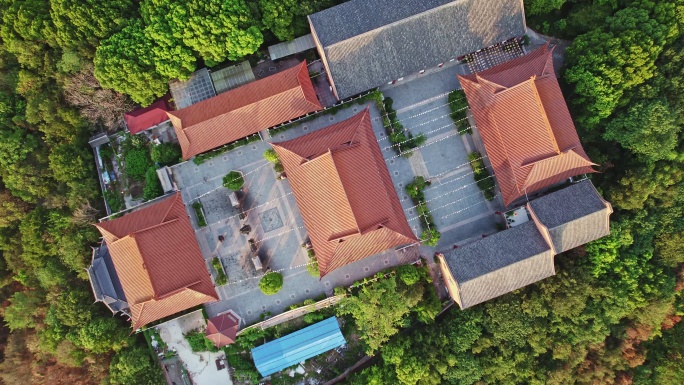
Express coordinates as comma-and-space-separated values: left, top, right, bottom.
382, 63, 503, 250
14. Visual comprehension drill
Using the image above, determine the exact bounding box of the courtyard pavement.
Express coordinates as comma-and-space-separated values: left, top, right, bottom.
168, 53, 515, 326
156, 310, 232, 385
381, 63, 503, 252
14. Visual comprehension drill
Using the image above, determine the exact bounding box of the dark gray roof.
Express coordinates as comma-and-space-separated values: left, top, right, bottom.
443, 221, 555, 308
87, 243, 129, 314
529, 180, 612, 253
309, 0, 526, 99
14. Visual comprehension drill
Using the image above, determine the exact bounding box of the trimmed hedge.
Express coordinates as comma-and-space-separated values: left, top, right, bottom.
212, 257, 227, 286
192, 202, 207, 227
468, 152, 495, 200
448, 89, 471, 134
405, 176, 441, 247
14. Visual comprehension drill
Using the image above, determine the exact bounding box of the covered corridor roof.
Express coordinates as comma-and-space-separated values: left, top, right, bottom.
94, 193, 218, 329
169, 62, 322, 159
458, 45, 597, 206
251, 317, 345, 377
271, 108, 417, 276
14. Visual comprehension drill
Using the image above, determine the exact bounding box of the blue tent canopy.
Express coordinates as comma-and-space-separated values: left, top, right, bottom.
251, 316, 346, 376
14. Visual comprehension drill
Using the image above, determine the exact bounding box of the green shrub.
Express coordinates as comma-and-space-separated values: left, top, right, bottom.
142, 167, 163, 201
263, 149, 279, 163
223, 171, 244, 191
306, 249, 320, 277
192, 202, 207, 227
468, 152, 495, 200
396, 265, 421, 286
406, 177, 427, 201
421, 229, 441, 247
448, 89, 470, 133
334, 286, 347, 296
151, 143, 182, 166
124, 148, 153, 180
212, 257, 227, 286
259, 272, 284, 295
103, 190, 125, 213
99, 143, 114, 161
185, 331, 218, 352
274, 162, 284, 173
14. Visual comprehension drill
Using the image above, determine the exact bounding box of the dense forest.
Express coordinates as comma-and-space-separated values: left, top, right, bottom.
0, 1, 335, 384
0, 0, 683, 384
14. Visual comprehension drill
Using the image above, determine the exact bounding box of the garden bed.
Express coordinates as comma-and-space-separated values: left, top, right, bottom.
468, 152, 495, 200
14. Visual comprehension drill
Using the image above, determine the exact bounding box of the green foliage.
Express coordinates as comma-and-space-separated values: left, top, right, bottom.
260, 0, 333, 41
94, 20, 170, 105
50, 0, 136, 50
306, 248, 319, 277
3, 291, 43, 331
263, 148, 279, 163
406, 176, 427, 201
259, 272, 284, 295
109, 346, 165, 385
396, 265, 421, 286
68, 317, 132, 353
223, 170, 244, 190
151, 142, 182, 166
448, 89, 470, 133
420, 228, 441, 247
339, 271, 439, 355
524, 0, 567, 16
185, 330, 219, 352
468, 152, 495, 200
142, 167, 163, 201
212, 257, 227, 286
142, 0, 262, 67
124, 147, 153, 180
192, 201, 207, 227
603, 98, 680, 162
104, 189, 125, 213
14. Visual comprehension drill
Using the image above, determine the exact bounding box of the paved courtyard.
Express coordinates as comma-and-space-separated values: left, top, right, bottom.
167, 52, 516, 325
381, 62, 503, 251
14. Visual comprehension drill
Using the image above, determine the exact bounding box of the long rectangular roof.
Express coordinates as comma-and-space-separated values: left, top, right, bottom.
94, 193, 218, 329
442, 221, 555, 308
251, 317, 346, 377
458, 45, 597, 206
169, 62, 322, 159
529, 180, 612, 253
271, 109, 417, 276
309, 0, 526, 99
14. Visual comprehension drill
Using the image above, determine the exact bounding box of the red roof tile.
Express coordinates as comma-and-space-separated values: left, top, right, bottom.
206, 312, 240, 348
94, 193, 218, 329
458, 45, 597, 206
124, 96, 172, 135
169, 62, 323, 160
272, 108, 418, 276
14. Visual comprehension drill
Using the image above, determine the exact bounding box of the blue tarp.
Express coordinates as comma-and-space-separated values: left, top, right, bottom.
251, 316, 346, 376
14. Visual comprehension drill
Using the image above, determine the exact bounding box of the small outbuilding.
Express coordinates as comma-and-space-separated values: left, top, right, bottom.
251, 317, 346, 377
205, 311, 241, 348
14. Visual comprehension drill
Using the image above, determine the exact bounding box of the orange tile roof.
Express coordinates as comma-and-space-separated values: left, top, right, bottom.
94, 193, 218, 329
272, 108, 418, 276
168, 62, 322, 160
458, 45, 597, 206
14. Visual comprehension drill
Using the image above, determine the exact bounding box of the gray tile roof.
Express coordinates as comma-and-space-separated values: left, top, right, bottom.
442, 221, 555, 308
529, 180, 612, 253
309, 0, 526, 99
87, 243, 129, 314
